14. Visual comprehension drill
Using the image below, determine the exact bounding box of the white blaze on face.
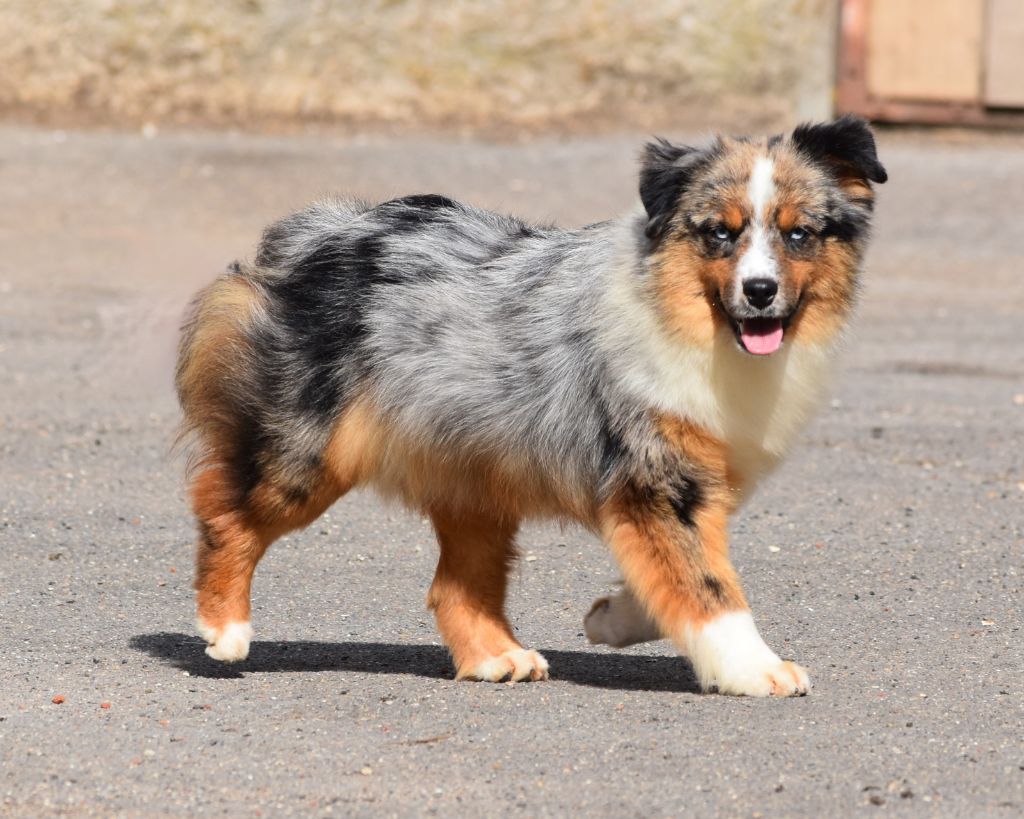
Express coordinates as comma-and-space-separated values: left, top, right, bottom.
736, 156, 778, 291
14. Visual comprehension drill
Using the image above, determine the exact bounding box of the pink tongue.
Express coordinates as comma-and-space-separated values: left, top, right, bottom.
740, 319, 784, 355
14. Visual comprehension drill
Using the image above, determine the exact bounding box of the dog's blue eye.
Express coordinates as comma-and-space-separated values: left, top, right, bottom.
713, 226, 731, 241
788, 227, 808, 243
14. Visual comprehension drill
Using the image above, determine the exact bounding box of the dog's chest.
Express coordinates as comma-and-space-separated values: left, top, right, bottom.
712, 341, 835, 486
647, 338, 836, 488
597, 274, 837, 487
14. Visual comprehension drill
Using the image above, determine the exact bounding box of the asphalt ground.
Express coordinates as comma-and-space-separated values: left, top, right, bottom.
1, 124, 1022, 816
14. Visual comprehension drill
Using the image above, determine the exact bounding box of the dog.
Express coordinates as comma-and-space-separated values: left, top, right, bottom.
176, 115, 886, 696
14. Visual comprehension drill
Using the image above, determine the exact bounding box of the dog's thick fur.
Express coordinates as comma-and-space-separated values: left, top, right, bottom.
177, 116, 886, 695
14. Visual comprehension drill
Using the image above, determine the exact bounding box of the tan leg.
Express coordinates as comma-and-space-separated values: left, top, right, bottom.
588, 417, 809, 697
427, 508, 548, 682
597, 484, 809, 697
191, 464, 344, 662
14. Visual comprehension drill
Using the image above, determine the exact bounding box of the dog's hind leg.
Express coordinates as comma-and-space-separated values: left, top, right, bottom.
427, 508, 549, 682
191, 464, 345, 662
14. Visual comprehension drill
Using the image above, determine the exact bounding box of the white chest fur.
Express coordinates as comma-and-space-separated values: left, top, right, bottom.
600, 260, 837, 492
706, 331, 835, 489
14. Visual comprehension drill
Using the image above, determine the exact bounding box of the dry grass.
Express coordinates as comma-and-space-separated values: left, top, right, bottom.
0, 0, 834, 133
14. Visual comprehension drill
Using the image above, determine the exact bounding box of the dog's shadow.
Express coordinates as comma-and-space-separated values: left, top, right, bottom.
130, 632, 701, 693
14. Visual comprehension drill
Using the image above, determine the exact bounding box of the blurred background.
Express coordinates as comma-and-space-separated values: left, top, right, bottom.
4, 0, 1021, 134
3, 2, 1023, 817
0, 0, 838, 133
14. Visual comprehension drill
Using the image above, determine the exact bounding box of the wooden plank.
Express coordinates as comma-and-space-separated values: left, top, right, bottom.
867, 0, 984, 103
836, 0, 1024, 124
855, 97, 1024, 128
985, 0, 1024, 107
836, 0, 871, 116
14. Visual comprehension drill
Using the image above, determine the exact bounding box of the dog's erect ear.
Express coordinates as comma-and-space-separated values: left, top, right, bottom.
639, 139, 705, 242
791, 115, 888, 186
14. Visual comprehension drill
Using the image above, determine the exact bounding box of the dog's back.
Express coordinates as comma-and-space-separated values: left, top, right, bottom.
177, 195, 631, 520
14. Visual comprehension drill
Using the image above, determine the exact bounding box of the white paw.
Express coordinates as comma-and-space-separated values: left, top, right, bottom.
723, 659, 810, 697
197, 619, 252, 663
584, 588, 662, 647
459, 649, 550, 682
681, 610, 810, 697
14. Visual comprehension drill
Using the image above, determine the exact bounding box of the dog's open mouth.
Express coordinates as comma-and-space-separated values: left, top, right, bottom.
738, 318, 784, 355
717, 297, 803, 357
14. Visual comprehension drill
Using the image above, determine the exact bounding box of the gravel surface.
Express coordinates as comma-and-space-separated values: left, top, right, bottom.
1, 124, 1022, 816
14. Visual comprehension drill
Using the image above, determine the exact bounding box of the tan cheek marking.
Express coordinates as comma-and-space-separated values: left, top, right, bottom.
652, 240, 731, 347
787, 242, 858, 345
786, 258, 814, 296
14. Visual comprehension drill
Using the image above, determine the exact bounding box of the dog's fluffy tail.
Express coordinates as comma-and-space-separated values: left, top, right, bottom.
174, 263, 265, 474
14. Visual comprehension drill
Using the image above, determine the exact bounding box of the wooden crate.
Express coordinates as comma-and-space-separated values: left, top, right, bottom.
985, 0, 1024, 107
837, 0, 1024, 125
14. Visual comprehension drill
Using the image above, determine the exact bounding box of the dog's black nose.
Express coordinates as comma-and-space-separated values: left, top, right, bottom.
743, 278, 778, 308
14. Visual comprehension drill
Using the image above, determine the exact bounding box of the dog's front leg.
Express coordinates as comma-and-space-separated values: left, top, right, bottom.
584, 584, 661, 648
596, 484, 809, 697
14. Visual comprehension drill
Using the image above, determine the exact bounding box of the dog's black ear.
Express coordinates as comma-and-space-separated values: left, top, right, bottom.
639, 139, 705, 242
791, 115, 888, 185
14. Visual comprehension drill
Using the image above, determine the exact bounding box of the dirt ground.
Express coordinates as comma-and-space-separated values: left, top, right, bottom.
0, 1, 831, 132
0, 123, 1022, 816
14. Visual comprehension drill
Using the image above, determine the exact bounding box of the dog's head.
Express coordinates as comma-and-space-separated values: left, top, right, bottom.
639, 115, 886, 355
